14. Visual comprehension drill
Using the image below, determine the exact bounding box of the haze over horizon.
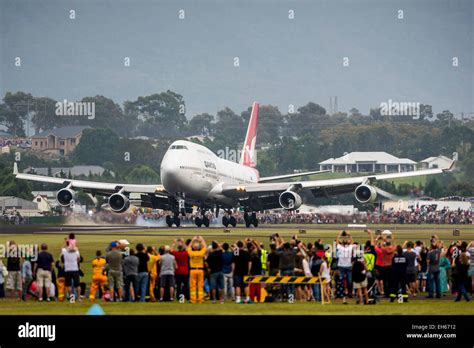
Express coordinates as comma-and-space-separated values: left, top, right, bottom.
1, 0, 472, 118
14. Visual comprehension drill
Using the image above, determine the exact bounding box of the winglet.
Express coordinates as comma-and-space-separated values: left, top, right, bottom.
445, 159, 456, 172
13, 162, 18, 175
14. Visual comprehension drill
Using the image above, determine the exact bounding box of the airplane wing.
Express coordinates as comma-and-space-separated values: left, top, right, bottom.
221, 161, 455, 210
258, 169, 330, 183
14, 163, 172, 209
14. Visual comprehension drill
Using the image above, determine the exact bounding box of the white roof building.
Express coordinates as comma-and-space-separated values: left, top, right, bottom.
420, 155, 452, 170
319, 151, 417, 173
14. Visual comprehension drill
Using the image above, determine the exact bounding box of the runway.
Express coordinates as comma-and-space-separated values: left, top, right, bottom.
0, 223, 470, 235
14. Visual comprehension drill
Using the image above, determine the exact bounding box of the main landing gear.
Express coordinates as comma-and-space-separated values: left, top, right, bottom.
244, 212, 258, 228
166, 197, 186, 227
166, 212, 181, 227
195, 214, 210, 228
222, 212, 237, 228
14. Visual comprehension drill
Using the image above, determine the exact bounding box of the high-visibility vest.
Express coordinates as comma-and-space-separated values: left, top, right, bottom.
260, 249, 268, 271
364, 253, 375, 271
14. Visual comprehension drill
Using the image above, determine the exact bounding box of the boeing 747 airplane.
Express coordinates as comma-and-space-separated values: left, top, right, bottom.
14, 102, 454, 228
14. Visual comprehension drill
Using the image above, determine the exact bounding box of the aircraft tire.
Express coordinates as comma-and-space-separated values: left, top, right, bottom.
244, 212, 251, 227
195, 217, 202, 227
229, 216, 237, 227
173, 215, 181, 227
166, 215, 173, 227
203, 216, 210, 227
222, 216, 229, 227
251, 212, 258, 227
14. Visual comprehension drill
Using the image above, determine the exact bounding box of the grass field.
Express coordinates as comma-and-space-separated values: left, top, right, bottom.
0, 224, 473, 315
0, 298, 472, 315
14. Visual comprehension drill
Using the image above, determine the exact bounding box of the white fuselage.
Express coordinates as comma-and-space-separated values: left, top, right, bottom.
160, 140, 259, 207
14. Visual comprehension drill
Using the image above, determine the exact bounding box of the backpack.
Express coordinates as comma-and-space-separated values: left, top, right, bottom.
310, 256, 323, 276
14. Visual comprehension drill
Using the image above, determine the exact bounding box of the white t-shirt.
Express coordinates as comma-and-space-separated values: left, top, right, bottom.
337, 244, 353, 268
320, 261, 330, 281
61, 248, 80, 272
302, 258, 312, 277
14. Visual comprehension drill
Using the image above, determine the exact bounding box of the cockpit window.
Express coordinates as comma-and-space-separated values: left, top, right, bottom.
170, 145, 188, 150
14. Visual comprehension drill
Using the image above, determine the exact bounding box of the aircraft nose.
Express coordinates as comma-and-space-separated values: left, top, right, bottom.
161, 160, 179, 190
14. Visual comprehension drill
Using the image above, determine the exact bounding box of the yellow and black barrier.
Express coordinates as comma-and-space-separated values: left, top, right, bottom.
244, 275, 331, 304
244, 275, 320, 284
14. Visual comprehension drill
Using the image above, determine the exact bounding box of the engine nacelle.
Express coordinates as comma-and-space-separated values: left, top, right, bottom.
354, 184, 377, 204
279, 190, 303, 210
56, 188, 76, 207
108, 193, 130, 213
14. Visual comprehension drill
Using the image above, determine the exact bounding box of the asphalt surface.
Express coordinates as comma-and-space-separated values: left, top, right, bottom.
0, 223, 469, 235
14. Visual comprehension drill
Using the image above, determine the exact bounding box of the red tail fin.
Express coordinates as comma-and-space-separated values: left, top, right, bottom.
240, 102, 259, 167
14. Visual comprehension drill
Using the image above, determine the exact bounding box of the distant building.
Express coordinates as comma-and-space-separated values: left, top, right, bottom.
319, 151, 416, 173
420, 155, 452, 170
0, 196, 38, 211
384, 199, 471, 212
33, 194, 52, 212
24, 165, 113, 177
31, 126, 89, 156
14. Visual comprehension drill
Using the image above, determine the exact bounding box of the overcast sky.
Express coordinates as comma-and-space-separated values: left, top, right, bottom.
1, 0, 472, 118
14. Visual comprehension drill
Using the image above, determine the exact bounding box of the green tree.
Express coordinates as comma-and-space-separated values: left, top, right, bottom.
131, 90, 187, 138
214, 107, 245, 148
72, 128, 121, 165
286, 102, 327, 137
436, 110, 454, 123
124, 165, 160, 184
0, 163, 32, 200
0, 92, 36, 136
31, 97, 59, 134
81, 96, 128, 136
424, 178, 444, 198
189, 113, 214, 136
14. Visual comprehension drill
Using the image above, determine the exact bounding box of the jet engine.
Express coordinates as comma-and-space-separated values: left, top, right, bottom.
56, 188, 76, 207
279, 190, 303, 210
354, 184, 377, 204
108, 193, 130, 213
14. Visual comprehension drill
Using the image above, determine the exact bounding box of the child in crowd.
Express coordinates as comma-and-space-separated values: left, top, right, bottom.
65, 233, 77, 251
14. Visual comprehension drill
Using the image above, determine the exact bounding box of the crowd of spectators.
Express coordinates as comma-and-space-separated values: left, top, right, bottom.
0, 136, 31, 149
64, 205, 473, 226
1, 210, 25, 225
0, 231, 472, 304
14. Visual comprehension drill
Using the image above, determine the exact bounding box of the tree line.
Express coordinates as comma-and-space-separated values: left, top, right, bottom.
1, 91, 473, 200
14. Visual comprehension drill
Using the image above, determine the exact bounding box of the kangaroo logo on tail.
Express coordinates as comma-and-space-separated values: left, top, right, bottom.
240, 102, 259, 167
